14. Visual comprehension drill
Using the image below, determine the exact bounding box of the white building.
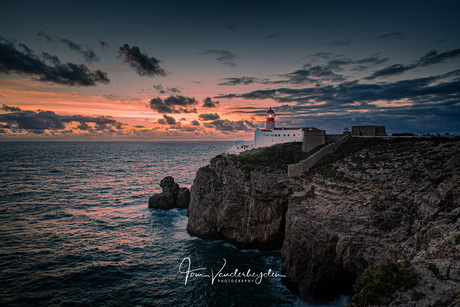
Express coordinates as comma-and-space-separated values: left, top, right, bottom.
234, 107, 320, 152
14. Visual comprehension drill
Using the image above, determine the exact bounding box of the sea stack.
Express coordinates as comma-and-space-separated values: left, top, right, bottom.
148, 176, 190, 209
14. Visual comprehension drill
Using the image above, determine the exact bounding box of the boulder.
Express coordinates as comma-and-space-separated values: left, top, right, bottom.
148, 176, 190, 209
148, 191, 175, 210
176, 188, 190, 209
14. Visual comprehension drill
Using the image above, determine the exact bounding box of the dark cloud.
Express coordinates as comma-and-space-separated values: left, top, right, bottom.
191, 120, 200, 126
324, 39, 353, 47
430, 39, 447, 44
99, 39, 109, 51
417, 49, 460, 67
365, 64, 416, 80
0, 111, 64, 130
309, 52, 333, 59
153, 84, 181, 94
158, 114, 177, 125
276, 66, 345, 84
216, 70, 460, 110
366, 48, 460, 80
118, 44, 167, 77
263, 34, 279, 39
218, 76, 266, 86
36, 31, 99, 62
375, 32, 406, 40
149, 95, 198, 113
222, 23, 238, 30
325, 56, 389, 71
191, 81, 202, 84
0, 38, 110, 86
205, 119, 253, 131
202, 97, 220, 108
198, 49, 239, 67
1, 104, 22, 112
276, 104, 296, 113
198, 113, 220, 121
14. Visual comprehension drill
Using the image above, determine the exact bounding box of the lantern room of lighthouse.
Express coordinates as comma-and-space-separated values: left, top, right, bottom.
266, 107, 275, 130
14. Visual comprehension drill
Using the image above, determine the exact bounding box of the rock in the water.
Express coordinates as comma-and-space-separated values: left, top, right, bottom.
148, 176, 190, 209
160, 176, 179, 193
148, 191, 175, 209
176, 188, 190, 209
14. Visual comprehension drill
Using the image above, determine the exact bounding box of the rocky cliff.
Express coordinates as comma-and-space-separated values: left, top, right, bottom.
283, 137, 460, 305
187, 137, 460, 306
187, 154, 290, 249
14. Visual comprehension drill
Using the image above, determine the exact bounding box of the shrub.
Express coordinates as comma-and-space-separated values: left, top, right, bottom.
352, 259, 419, 307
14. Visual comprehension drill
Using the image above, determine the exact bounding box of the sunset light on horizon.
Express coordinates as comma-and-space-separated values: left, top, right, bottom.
1, 0, 459, 141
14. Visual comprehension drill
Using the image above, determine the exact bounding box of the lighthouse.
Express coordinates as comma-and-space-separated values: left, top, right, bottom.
234, 106, 320, 152
266, 107, 275, 130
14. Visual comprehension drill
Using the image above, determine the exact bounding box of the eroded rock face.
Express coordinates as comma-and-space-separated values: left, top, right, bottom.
148, 176, 190, 209
187, 155, 290, 250
282, 138, 460, 304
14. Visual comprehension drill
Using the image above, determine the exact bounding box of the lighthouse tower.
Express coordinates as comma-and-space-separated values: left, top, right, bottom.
266, 107, 275, 130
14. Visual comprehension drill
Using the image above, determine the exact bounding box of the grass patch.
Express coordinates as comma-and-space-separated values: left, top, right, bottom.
352, 259, 419, 307
231, 141, 325, 171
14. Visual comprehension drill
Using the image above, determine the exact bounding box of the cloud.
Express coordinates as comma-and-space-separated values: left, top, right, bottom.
198, 113, 220, 121
191, 120, 200, 126
263, 34, 279, 39
276, 104, 296, 113
99, 39, 109, 51
0, 38, 110, 86
202, 97, 220, 108
198, 49, 239, 67
309, 52, 333, 59
1, 104, 22, 112
0, 111, 64, 130
36, 31, 99, 62
326, 55, 389, 71
153, 84, 182, 94
118, 44, 167, 77
276, 66, 345, 84
149, 95, 198, 113
324, 39, 353, 47
217, 69, 460, 108
376, 32, 405, 40
365, 64, 416, 80
366, 48, 460, 80
158, 114, 177, 125
417, 49, 460, 67
222, 23, 238, 30
205, 119, 253, 131
218, 76, 267, 86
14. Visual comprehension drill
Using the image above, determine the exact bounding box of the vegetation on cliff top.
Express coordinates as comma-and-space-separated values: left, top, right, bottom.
230, 141, 326, 171
352, 259, 419, 307
309, 136, 460, 178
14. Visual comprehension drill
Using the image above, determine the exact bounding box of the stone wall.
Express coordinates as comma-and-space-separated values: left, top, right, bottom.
302, 130, 326, 152
288, 133, 352, 177
352, 125, 387, 136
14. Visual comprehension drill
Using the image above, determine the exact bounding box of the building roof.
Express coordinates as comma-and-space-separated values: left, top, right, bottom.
267, 107, 274, 113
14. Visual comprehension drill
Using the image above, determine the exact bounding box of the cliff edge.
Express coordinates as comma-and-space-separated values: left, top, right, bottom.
283, 137, 460, 305
187, 137, 460, 306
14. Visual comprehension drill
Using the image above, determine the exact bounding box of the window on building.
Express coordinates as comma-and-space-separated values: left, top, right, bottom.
288, 134, 290, 136
284, 134, 286, 137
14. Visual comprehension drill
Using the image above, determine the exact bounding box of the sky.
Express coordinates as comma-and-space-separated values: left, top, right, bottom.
1, 0, 459, 141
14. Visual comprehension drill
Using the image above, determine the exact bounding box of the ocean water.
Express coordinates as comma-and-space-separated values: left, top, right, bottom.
0, 141, 350, 307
